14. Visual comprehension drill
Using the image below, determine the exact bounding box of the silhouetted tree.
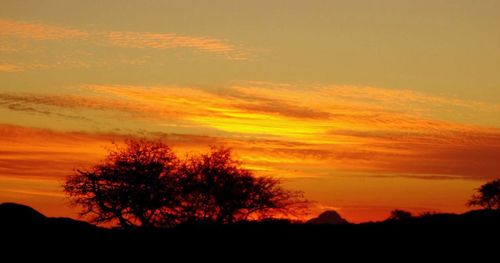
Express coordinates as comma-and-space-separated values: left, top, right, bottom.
388, 209, 413, 221
177, 147, 305, 224
64, 139, 180, 229
65, 140, 305, 228
468, 179, 500, 210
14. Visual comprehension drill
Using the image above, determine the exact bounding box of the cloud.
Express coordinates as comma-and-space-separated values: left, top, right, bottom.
1, 84, 499, 181
0, 92, 128, 111
0, 18, 89, 40
105, 31, 247, 59
0, 18, 248, 61
0, 124, 218, 180
0, 63, 24, 72
0, 62, 53, 73
0, 124, 221, 219
0, 125, 109, 206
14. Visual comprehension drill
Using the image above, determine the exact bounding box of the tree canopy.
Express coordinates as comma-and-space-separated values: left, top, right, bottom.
64, 139, 305, 228
468, 179, 500, 210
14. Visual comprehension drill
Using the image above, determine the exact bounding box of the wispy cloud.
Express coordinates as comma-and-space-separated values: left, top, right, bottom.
0, 125, 112, 196
0, 18, 249, 62
0, 125, 113, 219
0, 63, 24, 72
1, 84, 499, 180
0, 18, 89, 40
105, 31, 247, 59
0, 62, 52, 72
0, 92, 147, 113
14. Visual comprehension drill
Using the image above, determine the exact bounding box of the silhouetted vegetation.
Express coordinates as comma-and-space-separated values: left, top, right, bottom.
468, 179, 500, 210
3, 202, 500, 255
64, 139, 305, 229
387, 209, 413, 221
176, 147, 305, 224
64, 139, 179, 229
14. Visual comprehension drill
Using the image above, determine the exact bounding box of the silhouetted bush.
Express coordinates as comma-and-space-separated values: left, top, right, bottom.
387, 209, 413, 221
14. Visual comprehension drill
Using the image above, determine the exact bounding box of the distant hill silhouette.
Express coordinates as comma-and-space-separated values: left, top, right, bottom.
307, 210, 348, 224
0, 202, 106, 245
0, 202, 98, 229
0, 202, 46, 224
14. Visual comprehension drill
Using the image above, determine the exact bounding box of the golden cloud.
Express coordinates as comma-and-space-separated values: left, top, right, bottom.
0, 18, 248, 60
0, 18, 89, 40
0, 63, 24, 72
1, 84, 499, 180
105, 31, 246, 59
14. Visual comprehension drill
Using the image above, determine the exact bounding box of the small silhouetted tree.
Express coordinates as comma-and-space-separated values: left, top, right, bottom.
468, 179, 500, 210
64, 139, 180, 229
387, 209, 413, 221
177, 147, 305, 224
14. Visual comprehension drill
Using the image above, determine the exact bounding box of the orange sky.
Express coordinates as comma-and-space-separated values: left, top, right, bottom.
1, 1, 500, 223
1, 84, 499, 222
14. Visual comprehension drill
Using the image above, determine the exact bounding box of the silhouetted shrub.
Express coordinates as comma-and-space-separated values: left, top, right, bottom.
387, 209, 413, 221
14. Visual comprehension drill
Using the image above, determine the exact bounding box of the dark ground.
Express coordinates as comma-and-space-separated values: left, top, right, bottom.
1, 202, 499, 258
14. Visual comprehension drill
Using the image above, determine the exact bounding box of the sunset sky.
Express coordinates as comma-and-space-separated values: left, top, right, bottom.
1, 0, 499, 222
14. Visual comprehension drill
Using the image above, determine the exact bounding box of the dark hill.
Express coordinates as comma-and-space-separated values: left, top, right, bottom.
0, 202, 106, 244
0, 202, 46, 225
306, 210, 348, 224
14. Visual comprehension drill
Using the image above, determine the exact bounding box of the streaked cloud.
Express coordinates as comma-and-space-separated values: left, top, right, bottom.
0, 18, 89, 40
105, 31, 247, 59
0, 63, 24, 72
0, 62, 52, 73
0, 124, 113, 218
0, 18, 248, 62
0, 124, 115, 180
1, 84, 499, 181
0, 92, 148, 113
